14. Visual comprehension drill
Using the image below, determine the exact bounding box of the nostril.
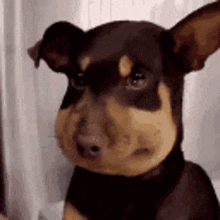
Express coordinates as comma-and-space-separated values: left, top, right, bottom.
76, 143, 100, 158
89, 146, 100, 157
90, 146, 100, 153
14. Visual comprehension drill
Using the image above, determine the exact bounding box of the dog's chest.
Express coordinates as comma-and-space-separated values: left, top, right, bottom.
63, 152, 184, 220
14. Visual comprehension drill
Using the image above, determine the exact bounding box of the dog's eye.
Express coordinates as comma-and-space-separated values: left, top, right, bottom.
126, 69, 148, 90
71, 73, 86, 90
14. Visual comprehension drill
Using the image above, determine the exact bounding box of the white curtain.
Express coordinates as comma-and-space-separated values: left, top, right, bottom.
0, 0, 219, 219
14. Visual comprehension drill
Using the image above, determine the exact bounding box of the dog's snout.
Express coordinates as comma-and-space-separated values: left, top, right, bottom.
74, 107, 110, 159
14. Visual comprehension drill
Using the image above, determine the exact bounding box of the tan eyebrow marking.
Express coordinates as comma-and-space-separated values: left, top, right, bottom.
119, 55, 134, 78
80, 56, 91, 71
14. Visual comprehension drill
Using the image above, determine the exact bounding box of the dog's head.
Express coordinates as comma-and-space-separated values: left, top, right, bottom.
28, 2, 220, 176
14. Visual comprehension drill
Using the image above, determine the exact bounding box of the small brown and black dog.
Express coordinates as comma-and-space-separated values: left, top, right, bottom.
28, 2, 220, 219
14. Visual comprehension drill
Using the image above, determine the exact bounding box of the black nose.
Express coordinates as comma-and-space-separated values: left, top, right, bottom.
76, 143, 100, 159
75, 131, 108, 159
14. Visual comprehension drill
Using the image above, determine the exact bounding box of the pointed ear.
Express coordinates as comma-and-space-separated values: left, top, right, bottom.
27, 21, 85, 73
166, 2, 220, 73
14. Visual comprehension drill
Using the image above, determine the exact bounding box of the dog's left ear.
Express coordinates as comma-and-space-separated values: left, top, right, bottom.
28, 21, 85, 73
164, 2, 220, 73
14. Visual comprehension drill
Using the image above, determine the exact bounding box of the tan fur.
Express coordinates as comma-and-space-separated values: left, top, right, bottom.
118, 55, 134, 77
80, 56, 91, 71
64, 203, 87, 220
55, 82, 176, 176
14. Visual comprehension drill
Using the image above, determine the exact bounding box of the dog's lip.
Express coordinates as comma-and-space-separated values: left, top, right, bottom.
132, 147, 152, 156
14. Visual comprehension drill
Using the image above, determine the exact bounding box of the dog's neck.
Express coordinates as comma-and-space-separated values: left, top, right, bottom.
65, 138, 185, 218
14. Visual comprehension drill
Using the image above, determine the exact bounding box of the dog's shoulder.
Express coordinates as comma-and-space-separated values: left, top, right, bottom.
179, 161, 218, 200
157, 161, 219, 219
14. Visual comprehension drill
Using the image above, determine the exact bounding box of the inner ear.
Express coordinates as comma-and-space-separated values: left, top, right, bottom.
167, 2, 220, 73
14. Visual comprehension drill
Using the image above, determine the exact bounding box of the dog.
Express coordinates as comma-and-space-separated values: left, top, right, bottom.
28, 2, 220, 219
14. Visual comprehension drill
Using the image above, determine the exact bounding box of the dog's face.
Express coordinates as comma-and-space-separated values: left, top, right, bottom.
28, 2, 220, 176
55, 22, 178, 176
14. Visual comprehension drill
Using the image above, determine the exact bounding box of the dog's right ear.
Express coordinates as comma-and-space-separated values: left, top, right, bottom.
27, 21, 85, 73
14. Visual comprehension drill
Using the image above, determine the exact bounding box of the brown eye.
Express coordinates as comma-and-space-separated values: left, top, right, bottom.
126, 70, 149, 90
71, 73, 86, 90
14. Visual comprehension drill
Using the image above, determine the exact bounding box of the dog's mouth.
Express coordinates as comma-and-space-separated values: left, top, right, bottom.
56, 130, 174, 176
56, 124, 176, 176
68, 134, 159, 175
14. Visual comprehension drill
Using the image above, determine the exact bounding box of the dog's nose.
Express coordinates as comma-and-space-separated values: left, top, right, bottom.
76, 134, 106, 159
76, 142, 100, 159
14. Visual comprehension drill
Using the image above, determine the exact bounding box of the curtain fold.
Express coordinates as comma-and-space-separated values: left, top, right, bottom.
0, 0, 219, 219
2, 0, 48, 219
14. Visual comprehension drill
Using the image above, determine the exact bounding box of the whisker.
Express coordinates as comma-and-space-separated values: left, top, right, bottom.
48, 135, 60, 138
